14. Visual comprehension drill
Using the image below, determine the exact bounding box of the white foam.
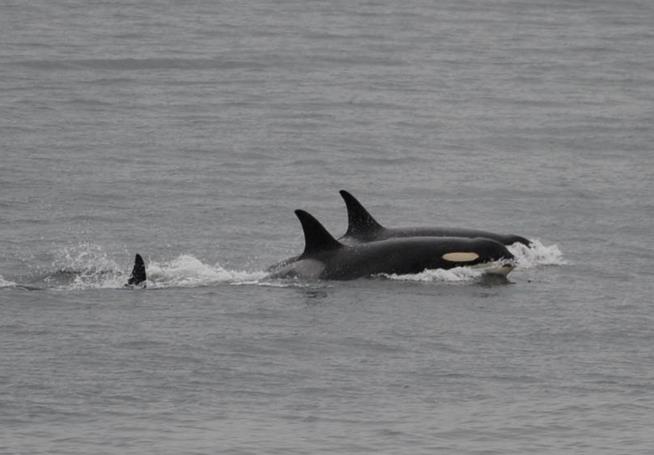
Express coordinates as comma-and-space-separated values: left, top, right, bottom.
25, 239, 565, 290
39, 245, 275, 290
66, 274, 125, 290
51, 244, 125, 290
380, 240, 564, 283
146, 255, 267, 288
508, 239, 566, 268
54, 243, 122, 273
0, 275, 17, 288
381, 266, 485, 282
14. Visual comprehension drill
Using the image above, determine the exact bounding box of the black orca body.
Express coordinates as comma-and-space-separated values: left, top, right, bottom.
268, 191, 530, 271
125, 254, 147, 288
268, 210, 515, 280
339, 190, 531, 247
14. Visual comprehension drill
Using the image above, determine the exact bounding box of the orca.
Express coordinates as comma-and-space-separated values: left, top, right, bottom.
125, 254, 147, 288
339, 190, 531, 246
268, 210, 515, 280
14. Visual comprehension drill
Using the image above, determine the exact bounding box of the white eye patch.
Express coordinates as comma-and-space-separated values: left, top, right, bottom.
442, 252, 479, 263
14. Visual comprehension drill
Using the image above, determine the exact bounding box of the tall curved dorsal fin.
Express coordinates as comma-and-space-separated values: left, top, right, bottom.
339, 190, 384, 238
295, 210, 343, 258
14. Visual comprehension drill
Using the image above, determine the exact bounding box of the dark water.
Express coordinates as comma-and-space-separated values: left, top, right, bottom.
1, 1, 653, 453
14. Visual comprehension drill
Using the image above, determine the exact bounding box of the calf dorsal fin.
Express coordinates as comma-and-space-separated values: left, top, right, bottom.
295, 210, 343, 258
127, 254, 146, 286
339, 190, 384, 238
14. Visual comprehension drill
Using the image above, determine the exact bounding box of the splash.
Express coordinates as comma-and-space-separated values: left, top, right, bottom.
46, 243, 125, 290
380, 240, 564, 283
17, 244, 276, 291
51, 250, 268, 290
508, 239, 566, 268
0, 275, 17, 288
381, 266, 486, 282
53, 243, 121, 273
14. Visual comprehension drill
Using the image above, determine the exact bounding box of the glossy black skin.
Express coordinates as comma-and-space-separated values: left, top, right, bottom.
270, 236, 514, 280
268, 191, 530, 280
267, 230, 525, 272
339, 189, 531, 247
268, 224, 527, 274
125, 254, 146, 288
343, 226, 531, 247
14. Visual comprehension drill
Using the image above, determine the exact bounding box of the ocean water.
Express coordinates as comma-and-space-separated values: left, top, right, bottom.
1, 0, 653, 453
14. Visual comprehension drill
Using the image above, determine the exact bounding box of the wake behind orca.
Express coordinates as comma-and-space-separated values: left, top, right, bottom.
53, 192, 528, 288
268, 210, 515, 280
4, 253, 148, 291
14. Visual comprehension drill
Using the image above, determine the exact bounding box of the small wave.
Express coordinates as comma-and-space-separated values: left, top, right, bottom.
146, 255, 267, 288
0, 275, 17, 288
508, 239, 566, 268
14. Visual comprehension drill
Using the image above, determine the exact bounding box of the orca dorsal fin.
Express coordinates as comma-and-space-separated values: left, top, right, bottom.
295, 210, 343, 258
127, 254, 147, 286
339, 190, 384, 238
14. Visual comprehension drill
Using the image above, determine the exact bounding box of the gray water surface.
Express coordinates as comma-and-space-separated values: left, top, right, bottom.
1, 1, 653, 453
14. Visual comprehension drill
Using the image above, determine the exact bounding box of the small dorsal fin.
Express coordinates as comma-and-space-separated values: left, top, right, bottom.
339, 190, 384, 238
127, 254, 147, 286
295, 210, 343, 258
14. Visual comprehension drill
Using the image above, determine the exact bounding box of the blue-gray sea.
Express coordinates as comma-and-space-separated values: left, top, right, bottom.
1, 1, 653, 453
